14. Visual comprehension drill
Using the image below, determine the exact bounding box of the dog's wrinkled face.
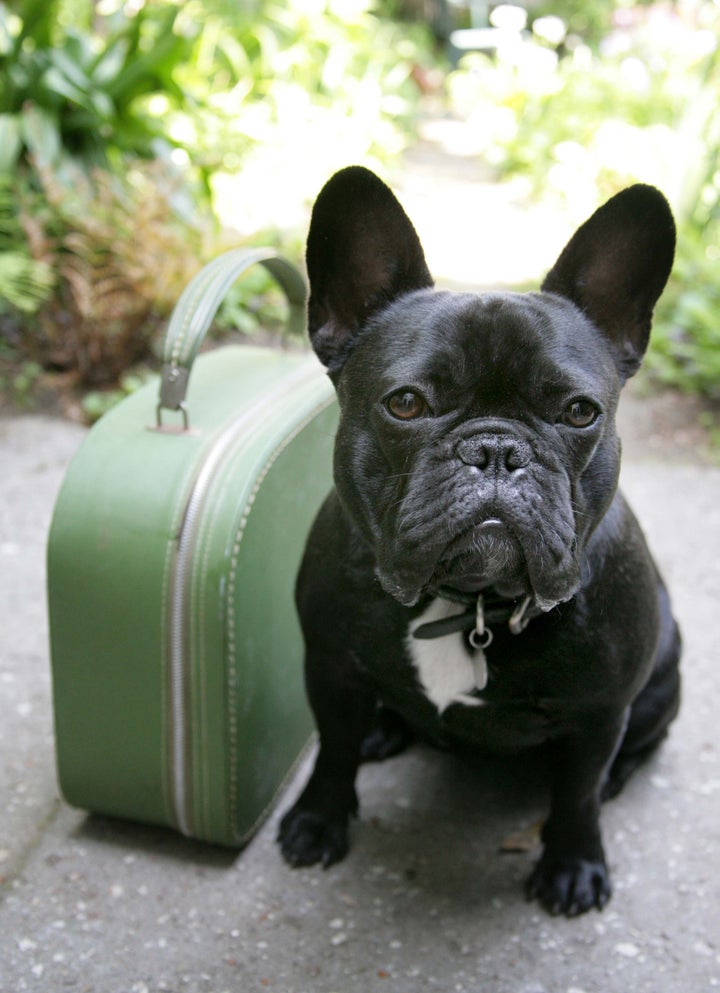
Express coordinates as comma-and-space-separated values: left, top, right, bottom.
305, 166, 675, 610
333, 289, 621, 608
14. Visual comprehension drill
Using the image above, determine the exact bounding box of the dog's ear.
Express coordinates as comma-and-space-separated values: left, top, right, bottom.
542, 185, 675, 379
306, 166, 433, 368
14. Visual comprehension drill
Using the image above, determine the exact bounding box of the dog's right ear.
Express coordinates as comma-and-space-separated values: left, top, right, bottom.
306, 166, 433, 369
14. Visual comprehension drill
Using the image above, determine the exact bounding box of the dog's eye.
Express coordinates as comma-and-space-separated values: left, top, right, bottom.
385, 389, 428, 421
562, 399, 599, 429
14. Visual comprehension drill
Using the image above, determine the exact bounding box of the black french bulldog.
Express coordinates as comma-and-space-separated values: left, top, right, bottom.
278, 166, 681, 916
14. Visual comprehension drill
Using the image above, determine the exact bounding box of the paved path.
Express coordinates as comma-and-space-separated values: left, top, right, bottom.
1, 135, 719, 992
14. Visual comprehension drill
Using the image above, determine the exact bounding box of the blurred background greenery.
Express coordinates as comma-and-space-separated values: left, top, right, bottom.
0, 0, 718, 422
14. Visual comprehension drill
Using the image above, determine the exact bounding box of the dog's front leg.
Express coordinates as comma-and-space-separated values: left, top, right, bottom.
526, 710, 628, 916
278, 649, 376, 869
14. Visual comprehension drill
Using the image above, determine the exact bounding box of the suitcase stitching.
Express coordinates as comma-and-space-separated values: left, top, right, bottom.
168, 249, 306, 371
160, 439, 215, 834
190, 405, 282, 839
225, 396, 336, 843
164, 359, 333, 842
165, 371, 286, 837
169, 252, 236, 368
194, 372, 331, 840
169, 263, 214, 368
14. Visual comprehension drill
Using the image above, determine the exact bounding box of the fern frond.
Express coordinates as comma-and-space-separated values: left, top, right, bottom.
0, 251, 55, 312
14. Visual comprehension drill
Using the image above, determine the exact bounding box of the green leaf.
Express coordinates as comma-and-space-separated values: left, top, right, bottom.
41, 66, 95, 113
20, 104, 62, 168
105, 7, 187, 105
16, 0, 61, 50
48, 46, 95, 94
0, 6, 18, 59
0, 114, 22, 170
0, 251, 54, 312
88, 35, 130, 88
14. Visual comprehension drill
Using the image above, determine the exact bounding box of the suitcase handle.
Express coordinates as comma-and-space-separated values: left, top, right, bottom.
156, 248, 307, 429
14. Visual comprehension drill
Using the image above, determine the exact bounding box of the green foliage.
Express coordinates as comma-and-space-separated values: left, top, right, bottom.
0, 0, 212, 385
448, 2, 720, 401
530, 0, 617, 47
649, 51, 720, 401
183, 0, 434, 229
0, 357, 42, 408
0, 0, 196, 171
16, 158, 218, 384
0, 0, 431, 210
0, 250, 54, 312
649, 232, 720, 400
447, 36, 688, 205
81, 365, 155, 423
0, 0, 433, 399
0, 175, 54, 312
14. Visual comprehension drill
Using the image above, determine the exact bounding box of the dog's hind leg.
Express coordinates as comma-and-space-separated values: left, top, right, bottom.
359, 705, 414, 763
602, 585, 681, 800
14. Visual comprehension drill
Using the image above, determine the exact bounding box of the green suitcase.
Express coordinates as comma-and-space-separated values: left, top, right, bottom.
47, 249, 338, 847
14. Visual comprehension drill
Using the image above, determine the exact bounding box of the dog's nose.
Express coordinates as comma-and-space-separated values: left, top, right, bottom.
456, 434, 531, 472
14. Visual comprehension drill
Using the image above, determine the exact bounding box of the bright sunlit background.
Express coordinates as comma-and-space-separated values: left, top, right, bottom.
0, 0, 718, 419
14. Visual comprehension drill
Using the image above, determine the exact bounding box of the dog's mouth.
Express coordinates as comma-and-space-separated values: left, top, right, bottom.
432, 518, 529, 599
377, 511, 579, 611
377, 516, 529, 605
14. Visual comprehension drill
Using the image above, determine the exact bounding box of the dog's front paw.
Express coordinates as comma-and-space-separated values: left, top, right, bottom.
278, 805, 351, 869
526, 854, 612, 916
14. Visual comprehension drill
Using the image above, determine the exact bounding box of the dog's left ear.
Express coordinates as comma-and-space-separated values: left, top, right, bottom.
306, 166, 433, 369
542, 185, 676, 379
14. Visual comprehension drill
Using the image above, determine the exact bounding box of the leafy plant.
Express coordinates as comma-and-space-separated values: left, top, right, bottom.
12, 158, 306, 386
530, 0, 618, 48
81, 365, 156, 423
0, 0, 435, 395
649, 43, 720, 401
0, 357, 43, 408
0, 0, 197, 172
1, 0, 432, 213
17, 159, 213, 384
185, 0, 435, 231
0, 251, 54, 312
0, 176, 54, 313
649, 232, 720, 399
447, 40, 685, 207
448, 1, 720, 402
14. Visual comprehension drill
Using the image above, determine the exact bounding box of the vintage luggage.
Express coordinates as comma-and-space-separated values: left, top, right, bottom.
48, 248, 337, 847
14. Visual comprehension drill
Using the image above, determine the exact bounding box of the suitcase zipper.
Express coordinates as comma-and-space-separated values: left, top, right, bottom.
167, 359, 328, 837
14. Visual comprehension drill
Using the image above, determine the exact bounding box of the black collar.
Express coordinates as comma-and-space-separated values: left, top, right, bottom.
413, 590, 542, 643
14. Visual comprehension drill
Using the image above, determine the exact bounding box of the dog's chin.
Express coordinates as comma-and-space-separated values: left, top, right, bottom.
433, 525, 528, 598
377, 523, 530, 607
377, 520, 580, 610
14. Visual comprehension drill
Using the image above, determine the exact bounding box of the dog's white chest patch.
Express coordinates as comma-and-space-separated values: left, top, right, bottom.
406, 598, 489, 713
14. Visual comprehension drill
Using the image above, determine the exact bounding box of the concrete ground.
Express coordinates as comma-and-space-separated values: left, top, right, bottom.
2, 132, 720, 992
